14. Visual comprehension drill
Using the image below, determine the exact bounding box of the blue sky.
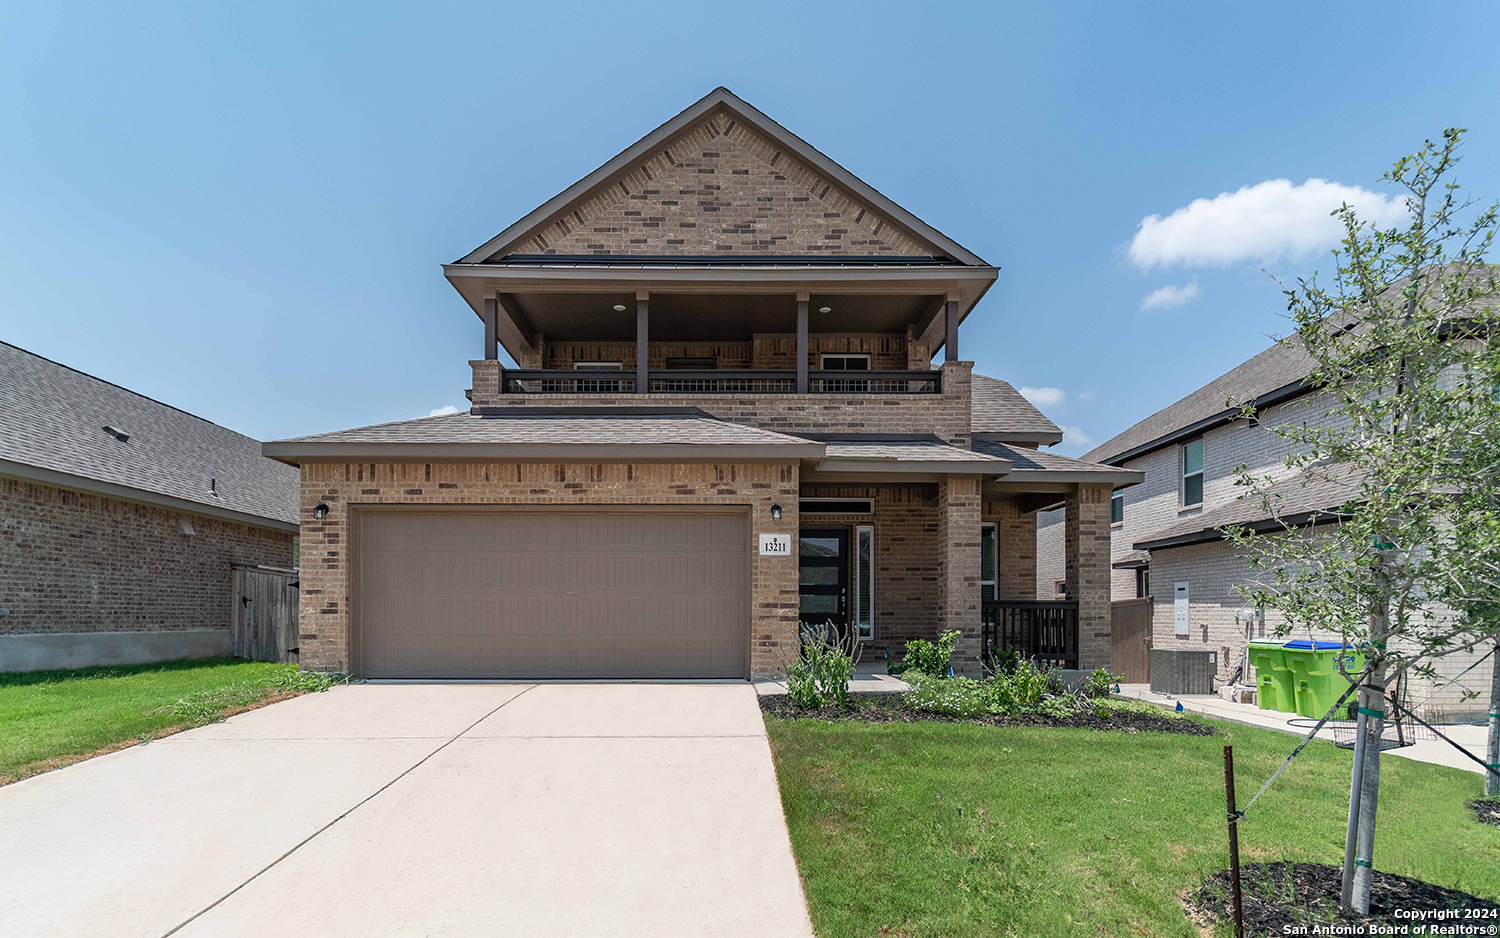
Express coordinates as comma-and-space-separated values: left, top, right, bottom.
2, 2, 1497, 454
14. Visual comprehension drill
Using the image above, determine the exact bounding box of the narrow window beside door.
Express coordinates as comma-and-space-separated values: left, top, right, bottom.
854, 525, 874, 640
980, 523, 997, 602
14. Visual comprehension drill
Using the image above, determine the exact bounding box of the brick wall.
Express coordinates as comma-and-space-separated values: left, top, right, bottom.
297, 461, 800, 679
470, 360, 973, 445
0, 477, 292, 635
538, 334, 917, 371
1064, 483, 1112, 670
937, 476, 983, 674
983, 499, 1038, 601
1036, 507, 1066, 599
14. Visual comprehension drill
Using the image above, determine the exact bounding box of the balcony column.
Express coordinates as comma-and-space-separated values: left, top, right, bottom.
937, 475, 984, 675
635, 290, 649, 394
944, 292, 960, 363
1064, 483, 1114, 670
796, 291, 809, 394
482, 296, 498, 361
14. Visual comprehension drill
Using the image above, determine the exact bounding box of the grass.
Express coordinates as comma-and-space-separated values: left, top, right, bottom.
0, 657, 344, 785
766, 711, 1500, 938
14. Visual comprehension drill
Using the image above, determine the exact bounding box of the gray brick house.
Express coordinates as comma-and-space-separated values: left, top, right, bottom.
265, 88, 1141, 681
0, 342, 299, 671
1038, 336, 1494, 720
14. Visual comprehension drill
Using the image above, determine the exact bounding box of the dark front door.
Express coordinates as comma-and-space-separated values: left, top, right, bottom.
799, 528, 849, 639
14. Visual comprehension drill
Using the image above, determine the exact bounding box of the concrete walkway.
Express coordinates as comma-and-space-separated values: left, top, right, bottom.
1118, 684, 1493, 776
0, 683, 814, 938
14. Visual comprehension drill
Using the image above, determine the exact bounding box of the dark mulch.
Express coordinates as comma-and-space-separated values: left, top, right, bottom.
1471, 799, 1500, 828
757, 692, 1215, 735
1188, 862, 1499, 936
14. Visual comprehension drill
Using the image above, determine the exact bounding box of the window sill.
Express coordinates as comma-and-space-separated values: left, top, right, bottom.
1178, 506, 1203, 516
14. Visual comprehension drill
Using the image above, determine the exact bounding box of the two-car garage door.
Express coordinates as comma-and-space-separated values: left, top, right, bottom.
354, 509, 750, 679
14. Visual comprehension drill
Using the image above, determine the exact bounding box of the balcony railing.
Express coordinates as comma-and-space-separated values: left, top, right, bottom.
981, 600, 1079, 670
500, 369, 942, 395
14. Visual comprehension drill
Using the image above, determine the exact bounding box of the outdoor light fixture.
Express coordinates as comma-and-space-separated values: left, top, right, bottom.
613, 304, 627, 312
771, 504, 783, 521
313, 503, 330, 520
818, 306, 831, 314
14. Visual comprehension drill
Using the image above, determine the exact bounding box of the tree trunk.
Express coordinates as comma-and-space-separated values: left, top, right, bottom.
1488, 641, 1500, 799
1350, 663, 1388, 915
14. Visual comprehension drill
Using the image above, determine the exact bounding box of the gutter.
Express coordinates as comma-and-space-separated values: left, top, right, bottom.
1133, 507, 1347, 551
1097, 378, 1315, 466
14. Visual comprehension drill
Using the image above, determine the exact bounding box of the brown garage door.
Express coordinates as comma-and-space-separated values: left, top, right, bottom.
354, 508, 750, 679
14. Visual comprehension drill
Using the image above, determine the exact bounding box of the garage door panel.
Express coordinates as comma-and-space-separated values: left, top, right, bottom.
357, 510, 749, 679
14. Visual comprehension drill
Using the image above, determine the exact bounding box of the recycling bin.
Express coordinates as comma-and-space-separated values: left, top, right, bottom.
1247, 641, 1294, 713
1282, 640, 1363, 719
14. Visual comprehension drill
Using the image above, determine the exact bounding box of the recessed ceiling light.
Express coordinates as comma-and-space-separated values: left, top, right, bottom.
612, 304, 627, 312
818, 307, 832, 314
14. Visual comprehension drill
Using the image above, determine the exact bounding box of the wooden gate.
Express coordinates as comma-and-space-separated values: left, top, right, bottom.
231, 564, 299, 662
1110, 597, 1153, 683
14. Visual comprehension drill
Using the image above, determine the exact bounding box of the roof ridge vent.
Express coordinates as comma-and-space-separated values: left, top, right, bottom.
102, 425, 129, 442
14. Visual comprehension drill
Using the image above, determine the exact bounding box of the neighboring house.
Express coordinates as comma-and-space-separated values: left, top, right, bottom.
265, 87, 1141, 682
0, 342, 299, 671
1038, 335, 1493, 720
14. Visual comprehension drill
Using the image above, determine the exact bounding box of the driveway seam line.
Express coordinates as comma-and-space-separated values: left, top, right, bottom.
157, 684, 539, 938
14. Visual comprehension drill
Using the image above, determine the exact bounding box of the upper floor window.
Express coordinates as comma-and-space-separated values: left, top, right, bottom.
573, 361, 622, 371
1182, 439, 1204, 508
573, 360, 623, 392
1110, 490, 1124, 525
820, 354, 870, 371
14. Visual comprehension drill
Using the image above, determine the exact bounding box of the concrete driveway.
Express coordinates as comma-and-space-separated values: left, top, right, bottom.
0, 683, 814, 938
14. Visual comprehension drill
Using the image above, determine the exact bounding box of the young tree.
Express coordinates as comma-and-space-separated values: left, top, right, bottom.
1227, 129, 1500, 914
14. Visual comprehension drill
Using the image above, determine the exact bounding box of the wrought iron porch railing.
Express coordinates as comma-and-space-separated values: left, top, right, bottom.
981, 600, 1080, 670
500, 369, 941, 395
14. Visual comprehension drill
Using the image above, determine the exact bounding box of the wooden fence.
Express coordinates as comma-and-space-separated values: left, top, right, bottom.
231, 564, 299, 662
1110, 597, 1154, 683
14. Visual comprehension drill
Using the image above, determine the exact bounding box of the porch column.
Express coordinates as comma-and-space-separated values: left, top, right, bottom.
937, 475, 984, 675
635, 291, 649, 394
944, 293, 960, 363
1064, 483, 1113, 670
482, 296, 498, 361
796, 291, 809, 394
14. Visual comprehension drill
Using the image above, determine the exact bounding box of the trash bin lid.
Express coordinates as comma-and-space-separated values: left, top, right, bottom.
1282, 640, 1348, 650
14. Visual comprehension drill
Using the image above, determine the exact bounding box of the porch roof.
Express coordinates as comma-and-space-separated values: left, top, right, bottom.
813, 439, 1012, 476
972, 441, 1143, 486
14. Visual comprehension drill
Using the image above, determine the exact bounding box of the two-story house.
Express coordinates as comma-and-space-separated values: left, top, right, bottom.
1039, 334, 1492, 721
264, 88, 1140, 682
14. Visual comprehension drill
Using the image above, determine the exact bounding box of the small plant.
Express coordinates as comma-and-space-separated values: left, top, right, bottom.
891, 630, 960, 677
1080, 667, 1121, 699
903, 672, 990, 718
985, 647, 1022, 676
784, 621, 860, 708
167, 665, 347, 727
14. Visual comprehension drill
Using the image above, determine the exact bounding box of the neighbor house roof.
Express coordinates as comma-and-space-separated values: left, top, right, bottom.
1133, 464, 1360, 551
972, 440, 1143, 485
970, 375, 1063, 444
0, 342, 299, 531
1084, 338, 1315, 465
264, 408, 825, 462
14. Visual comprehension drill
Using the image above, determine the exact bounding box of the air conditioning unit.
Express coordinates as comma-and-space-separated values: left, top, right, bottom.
1150, 649, 1217, 695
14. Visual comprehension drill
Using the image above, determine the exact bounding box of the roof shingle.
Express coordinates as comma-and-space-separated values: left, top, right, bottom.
970, 375, 1063, 442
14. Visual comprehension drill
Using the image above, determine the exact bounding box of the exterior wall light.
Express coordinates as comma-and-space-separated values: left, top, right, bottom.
613, 304, 627, 312
818, 307, 831, 314
771, 504, 782, 521
313, 503, 330, 520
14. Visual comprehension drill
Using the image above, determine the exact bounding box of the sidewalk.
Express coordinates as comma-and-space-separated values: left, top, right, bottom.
1118, 684, 1492, 777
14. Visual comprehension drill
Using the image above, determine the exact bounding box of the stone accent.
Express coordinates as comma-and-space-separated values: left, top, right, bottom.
983, 499, 1038, 601
469, 360, 973, 445
297, 461, 800, 679
504, 110, 931, 258
937, 476, 983, 674
0, 476, 292, 636
1064, 483, 1113, 670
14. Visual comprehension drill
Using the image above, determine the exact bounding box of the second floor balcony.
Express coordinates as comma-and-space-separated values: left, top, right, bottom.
499, 367, 942, 395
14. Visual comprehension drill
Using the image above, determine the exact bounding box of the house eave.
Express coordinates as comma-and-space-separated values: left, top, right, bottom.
1132, 508, 1347, 551
261, 441, 825, 465
1097, 378, 1316, 466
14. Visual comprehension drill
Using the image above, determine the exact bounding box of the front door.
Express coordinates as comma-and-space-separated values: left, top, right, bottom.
799, 528, 849, 640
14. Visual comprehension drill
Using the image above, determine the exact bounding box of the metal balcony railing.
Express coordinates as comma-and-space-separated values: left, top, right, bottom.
981, 600, 1080, 670
500, 369, 942, 395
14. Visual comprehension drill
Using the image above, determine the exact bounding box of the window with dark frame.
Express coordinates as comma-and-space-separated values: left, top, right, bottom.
1136, 567, 1150, 598
819, 354, 871, 371
1110, 489, 1124, 525
1182, 439, 1204, 507
980, 523, 997, 602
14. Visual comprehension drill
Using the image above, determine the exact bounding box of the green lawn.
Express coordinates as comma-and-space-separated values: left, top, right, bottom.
766, 713, 1500, 938
0, 658, 330, 784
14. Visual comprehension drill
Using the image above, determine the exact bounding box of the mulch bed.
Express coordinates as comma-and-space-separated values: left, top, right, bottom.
1470, 800, 1500, 828
758, 692, 1215, 735
1187, 862, 1499, 936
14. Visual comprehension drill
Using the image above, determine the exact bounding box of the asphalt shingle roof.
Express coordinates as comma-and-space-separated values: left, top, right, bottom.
0, 342, 299, 525
970, 375, 1063, 440
972, 440, 1134, 474
820, 440, 1010, 464
1134, 464, 1361, 550
1083, 339, 1313, 464
270, 410, 818, 447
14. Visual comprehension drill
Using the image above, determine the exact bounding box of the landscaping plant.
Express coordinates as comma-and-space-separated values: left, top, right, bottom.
890, 629, 960, 677
784, 620, 860, 709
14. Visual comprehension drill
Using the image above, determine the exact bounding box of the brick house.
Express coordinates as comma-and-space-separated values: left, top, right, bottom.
0, 342, 299, 671
265, 88, 1141, 681
1038, 336, 1494, 720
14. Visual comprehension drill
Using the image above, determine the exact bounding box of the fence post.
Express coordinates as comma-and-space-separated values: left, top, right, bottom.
1223, 744, 1244, 938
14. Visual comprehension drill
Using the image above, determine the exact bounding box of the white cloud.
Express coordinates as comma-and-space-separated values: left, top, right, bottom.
1060, 425, 1093, 448
428, 404, 461, 416
1018, 386, 1065, 409
1076, 390, 1096, 402
1128, 178, 1407, 269
1140, 280, 1201, 312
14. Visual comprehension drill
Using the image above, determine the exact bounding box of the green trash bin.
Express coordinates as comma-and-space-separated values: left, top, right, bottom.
1282, 641, 1364, 719
1248, 642, 1294, 713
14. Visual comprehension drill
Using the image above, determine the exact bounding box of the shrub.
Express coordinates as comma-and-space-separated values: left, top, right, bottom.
891, 630, 960, 677
902, 672, 990, 718
1079, 668, 1121, 699
784, 621, 860, 709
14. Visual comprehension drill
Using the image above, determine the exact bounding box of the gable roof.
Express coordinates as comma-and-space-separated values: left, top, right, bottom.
1083, 338, 1314, 465
1133, 463, 1359, 551
970, 374, 1063, 444
457, 87, 989, 267
0, 342, 299, 530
